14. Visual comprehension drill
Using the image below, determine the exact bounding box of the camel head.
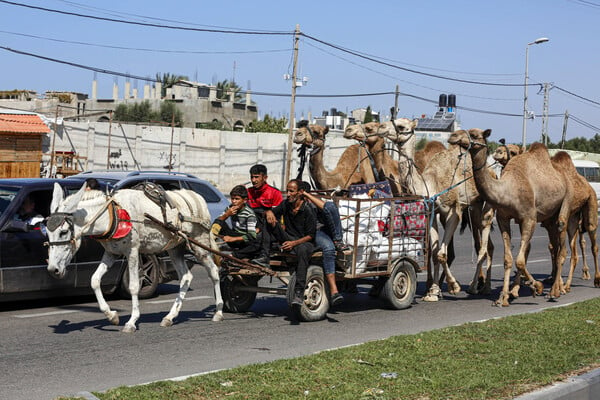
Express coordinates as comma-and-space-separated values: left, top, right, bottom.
293, 124, 328, 148
447, 128, 492, 151
493, 143, 522, 166
378, 118, 419, 145
343, 122, 383, 145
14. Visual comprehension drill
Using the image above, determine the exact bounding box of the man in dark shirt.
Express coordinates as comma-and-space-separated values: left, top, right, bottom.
247, 164, 283, 267
266, 179, 316, 306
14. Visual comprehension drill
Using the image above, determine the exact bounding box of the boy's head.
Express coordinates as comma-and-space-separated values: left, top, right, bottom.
249, 164, 268, 189
230, 185, 248, 199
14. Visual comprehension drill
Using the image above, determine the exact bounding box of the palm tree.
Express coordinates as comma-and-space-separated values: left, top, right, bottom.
215, 79, 242, 102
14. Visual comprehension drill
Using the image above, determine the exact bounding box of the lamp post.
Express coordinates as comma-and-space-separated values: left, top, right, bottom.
521, 37, 549, 151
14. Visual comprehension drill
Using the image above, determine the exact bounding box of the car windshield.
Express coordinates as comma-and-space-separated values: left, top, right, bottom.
0, 186, 19, 217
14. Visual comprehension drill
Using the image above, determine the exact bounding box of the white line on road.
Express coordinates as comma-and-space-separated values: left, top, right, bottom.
14, 310, 80, 318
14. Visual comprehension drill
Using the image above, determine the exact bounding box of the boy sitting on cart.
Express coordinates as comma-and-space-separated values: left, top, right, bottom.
211, 185, 263, 263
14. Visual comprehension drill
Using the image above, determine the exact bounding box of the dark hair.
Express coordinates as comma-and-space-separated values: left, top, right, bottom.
249, 164, 267, 175
85, 178, 99, 190
299, 180, 311, 192
230, 185, 248, 199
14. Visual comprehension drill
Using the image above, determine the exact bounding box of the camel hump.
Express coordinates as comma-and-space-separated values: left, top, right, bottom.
528, 142, 549, 154
551, 150, 572, 164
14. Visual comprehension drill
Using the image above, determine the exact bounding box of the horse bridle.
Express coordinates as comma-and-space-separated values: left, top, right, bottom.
45, 212, 76, 247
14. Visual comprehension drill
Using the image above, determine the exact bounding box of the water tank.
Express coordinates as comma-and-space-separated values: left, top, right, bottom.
448, 94, 456, 108
438, 94, 447, 108
330, 108, 337, 116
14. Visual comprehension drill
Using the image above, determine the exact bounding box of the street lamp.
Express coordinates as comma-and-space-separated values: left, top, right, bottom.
522, 37, 549, 151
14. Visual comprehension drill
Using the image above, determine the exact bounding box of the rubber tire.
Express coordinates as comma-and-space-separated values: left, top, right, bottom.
382, 260, 417, 310
287, 265, 329, 322
220, 275, 258, 313
119, 253, 161, 299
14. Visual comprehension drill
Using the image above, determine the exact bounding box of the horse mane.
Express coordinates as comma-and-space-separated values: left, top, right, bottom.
80, 189, 107, 204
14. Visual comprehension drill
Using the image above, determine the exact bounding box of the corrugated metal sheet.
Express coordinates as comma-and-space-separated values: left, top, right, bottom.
0, 113, 50, 134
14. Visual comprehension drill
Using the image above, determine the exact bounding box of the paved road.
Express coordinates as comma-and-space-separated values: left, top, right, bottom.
1, 227, 599, 400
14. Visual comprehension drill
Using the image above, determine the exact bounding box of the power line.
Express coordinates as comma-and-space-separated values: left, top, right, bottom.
0, 30, 290, 55
0, 0, 293, 35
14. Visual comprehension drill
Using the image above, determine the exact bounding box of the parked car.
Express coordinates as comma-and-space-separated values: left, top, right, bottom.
0, 172, 229, 302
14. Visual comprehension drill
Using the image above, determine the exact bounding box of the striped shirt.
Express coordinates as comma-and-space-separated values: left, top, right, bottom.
225, 204, 258, 243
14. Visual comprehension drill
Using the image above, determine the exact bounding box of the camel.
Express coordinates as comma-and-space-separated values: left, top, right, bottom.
343, 120, 414, 195
293, 124, 377, 190
549, 152, 599, 292
379, 128, 495, 301
456, 129, 571, 306
492, 146, 599, 293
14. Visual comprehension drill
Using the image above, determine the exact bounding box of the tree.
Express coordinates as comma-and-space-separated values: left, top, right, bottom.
363, 106, 373, 123
113, 100, 183, 126
158, 102, 184, 126
215, 79, 242, 102
155, 72, 189, 98
246, 114, 288, 133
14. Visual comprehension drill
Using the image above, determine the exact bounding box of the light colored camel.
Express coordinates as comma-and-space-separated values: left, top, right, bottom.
343, 120, 412, 195
383, 128, 495, 301
457, 129, 570, 306
549, 152, 599, 292
293, 124, 377, 190
493, 146, 599, 294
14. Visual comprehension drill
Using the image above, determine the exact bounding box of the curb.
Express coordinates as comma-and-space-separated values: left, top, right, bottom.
515, 368, 600, 400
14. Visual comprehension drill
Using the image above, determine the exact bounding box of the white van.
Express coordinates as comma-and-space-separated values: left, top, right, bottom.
572, 159, 600, 208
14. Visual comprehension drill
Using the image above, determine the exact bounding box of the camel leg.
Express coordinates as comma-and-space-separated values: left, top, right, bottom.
90, 252, 120, 326
496, 217, 514, 306
437, 211, 461, 295
515, 220, 544, 299
423, 217, 442, 302
161, 246, 193, 327
467, 204, 494, 295
122, 247, 141, 333
564, 218, 580, 293
548, 219, 569, 300
589, 228, 600, 287
579, 231, 591, 280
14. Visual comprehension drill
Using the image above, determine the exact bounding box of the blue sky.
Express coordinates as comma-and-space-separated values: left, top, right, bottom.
1, 0, 599, 145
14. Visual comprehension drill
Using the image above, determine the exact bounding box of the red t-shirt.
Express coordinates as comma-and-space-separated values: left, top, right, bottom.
247, 183, 283, 213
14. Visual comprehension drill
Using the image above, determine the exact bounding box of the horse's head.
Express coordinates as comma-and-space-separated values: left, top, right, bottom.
46, 182, 87, 279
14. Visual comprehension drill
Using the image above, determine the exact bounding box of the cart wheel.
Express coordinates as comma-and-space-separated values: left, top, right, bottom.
287, 265, 329, 322
220, 275, 258, 313
382, 260, 417, 310
119, 253, 161, 299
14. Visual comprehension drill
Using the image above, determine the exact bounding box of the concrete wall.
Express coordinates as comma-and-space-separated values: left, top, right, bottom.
44, 121, 357, 194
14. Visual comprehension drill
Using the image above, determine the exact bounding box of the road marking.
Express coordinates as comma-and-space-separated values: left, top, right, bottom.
14, 310, 80, 318
147, 295, 212, 304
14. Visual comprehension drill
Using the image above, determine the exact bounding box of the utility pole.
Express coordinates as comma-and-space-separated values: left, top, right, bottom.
560, 110, 569, 149
392, 84, 399, 120
284, 24, 300, 184
106, 110, 113, 170
541, 83, 550, 146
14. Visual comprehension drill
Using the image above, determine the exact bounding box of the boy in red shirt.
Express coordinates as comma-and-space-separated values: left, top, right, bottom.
247, 164, 283, 267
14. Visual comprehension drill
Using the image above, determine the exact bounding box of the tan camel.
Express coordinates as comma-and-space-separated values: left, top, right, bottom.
549, 152, 599, 291
493, 147, 599, 294
383, 128, 495, 301
343, 120, 413, 195
457, 129, 570, 306
293, 124, 376, 190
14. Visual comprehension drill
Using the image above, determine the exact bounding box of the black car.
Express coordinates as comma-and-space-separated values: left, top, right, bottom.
0, 172, 229, 302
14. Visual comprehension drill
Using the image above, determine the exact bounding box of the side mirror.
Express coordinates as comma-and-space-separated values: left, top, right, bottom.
1, 219, 30, 232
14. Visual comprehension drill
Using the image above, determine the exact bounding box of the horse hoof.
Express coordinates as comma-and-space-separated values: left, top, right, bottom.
212, 312, 224, 322
107, 311, 119, 326
448, 282, 461, 295
160, 318, 173, 327
122, 324, 136, 333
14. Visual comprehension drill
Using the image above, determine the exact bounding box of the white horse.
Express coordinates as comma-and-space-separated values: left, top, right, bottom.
46, 182, 224, 333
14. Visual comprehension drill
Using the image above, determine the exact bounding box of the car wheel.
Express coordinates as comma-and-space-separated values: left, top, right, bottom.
287, 265, 329, 322
119, 253, 161, 299
382, 260, 417, 310
220, 275, 259, 313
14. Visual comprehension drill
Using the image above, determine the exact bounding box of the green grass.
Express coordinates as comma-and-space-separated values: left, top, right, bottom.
58, 297, 600, 400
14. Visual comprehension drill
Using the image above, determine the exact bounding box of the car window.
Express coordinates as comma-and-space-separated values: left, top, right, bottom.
186, 181, 221, 203
0, 186, 18, 217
